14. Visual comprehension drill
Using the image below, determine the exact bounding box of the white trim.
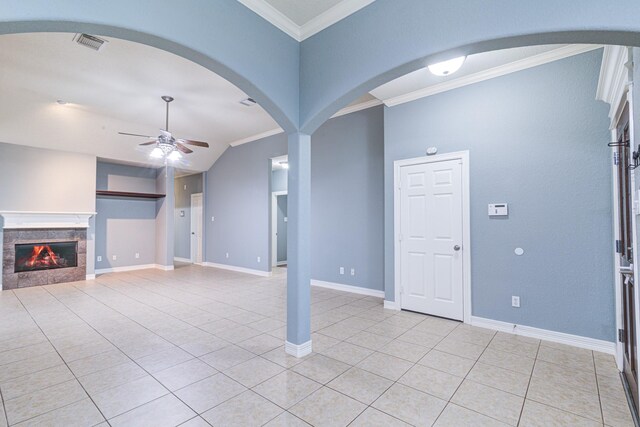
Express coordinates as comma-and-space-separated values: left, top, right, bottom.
384, 300, 400, 310
311, 279, 384, 298
229, 128, 284, 147
597, 46, 631, 129
470, 316, 616, 355
229, 97, 382, 148
174, 257, 192, 263
285, 340, 313, 358
276, 261, 288, 266
236, 0, 300, 40
393, 151, 471, 323
300, 0, 375, 40
0, 211, 95, 229
202, 261, 272, 277
85, 274, 96, 280
237, 0, 374, 41
382, 44, 602, 107
331, 98, 383, 118
95, 263, 172, 274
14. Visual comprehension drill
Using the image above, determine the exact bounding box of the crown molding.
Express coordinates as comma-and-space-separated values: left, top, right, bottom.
237, 0, 301, 40
596, 45, 630, 128
227, 96, 381, 147
300, 0, 375, 41
237, 0, 375, 41
382, 44, 603, 107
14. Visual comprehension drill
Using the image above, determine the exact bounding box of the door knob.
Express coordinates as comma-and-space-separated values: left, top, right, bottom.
453, 245, 461, 251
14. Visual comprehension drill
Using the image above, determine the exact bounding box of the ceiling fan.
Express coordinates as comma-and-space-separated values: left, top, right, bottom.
119, 96, 210, 161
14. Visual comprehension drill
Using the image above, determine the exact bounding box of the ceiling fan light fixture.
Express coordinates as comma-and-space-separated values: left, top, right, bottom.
167, 150, 182, 161
427, 56, 466, 76
150, 147, 164, 159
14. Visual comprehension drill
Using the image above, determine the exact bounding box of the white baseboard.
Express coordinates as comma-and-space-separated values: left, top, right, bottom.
202, 262, 272, 277
384, 300, 400, 310
470, 316, 616, 355
285, 340, 312, 358
95, 264, 173, 275
85, 274, 96, 280
311, 279, 384, 298
174, 257, 192, 263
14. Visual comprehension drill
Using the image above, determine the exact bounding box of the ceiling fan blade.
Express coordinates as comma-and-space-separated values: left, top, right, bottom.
138, 140, 157, 146
119, 132, 153, 138
175, 142, 193, 154
179, 139, 210, 148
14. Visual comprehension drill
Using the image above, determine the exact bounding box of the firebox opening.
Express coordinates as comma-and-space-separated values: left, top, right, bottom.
14, 241, 78, 273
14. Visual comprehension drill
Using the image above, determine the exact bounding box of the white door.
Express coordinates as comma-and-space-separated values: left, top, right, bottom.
399, 159, 464, 320
190, 193, 203, 264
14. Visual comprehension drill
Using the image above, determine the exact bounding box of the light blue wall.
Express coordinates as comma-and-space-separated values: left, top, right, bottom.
384, 51, 613, 341
205, 107, 384, 289
95, 162, 158, 270
272, 169, 288, 192
206, 134, 287, 272
300, 0, 640, 132
174, 173, 204, 260
311, 107, 384, 290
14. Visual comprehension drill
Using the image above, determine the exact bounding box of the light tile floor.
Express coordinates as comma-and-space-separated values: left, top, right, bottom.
0, 264, 633, 426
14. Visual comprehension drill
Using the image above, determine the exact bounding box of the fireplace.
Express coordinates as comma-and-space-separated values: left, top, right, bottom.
14, 241, 78, 273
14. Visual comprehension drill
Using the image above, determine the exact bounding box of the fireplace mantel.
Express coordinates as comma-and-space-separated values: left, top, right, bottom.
0, 211, 95, 229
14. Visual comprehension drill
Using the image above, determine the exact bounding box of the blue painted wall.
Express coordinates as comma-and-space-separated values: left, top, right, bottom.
205, 107, 384, 290
206, 134, 287, 272
384, 50, 613, 341
95, 162, 159, 270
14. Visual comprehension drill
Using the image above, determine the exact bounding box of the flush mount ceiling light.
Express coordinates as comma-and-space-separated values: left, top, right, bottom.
280, 161, 289, 169
427, 56, 466, 76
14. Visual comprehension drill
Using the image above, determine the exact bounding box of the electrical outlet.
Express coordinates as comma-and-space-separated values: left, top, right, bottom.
183, 184, 187, 190
211, 216, 215, 222
135, 253, 140, 259
350, 268, 355, 276
339, 267, 344, 275
112, 255, 117, 261
226, 252, 229, 259
257, 256, 261, 263
512, 296, 520, 308
97, 256, 102, 262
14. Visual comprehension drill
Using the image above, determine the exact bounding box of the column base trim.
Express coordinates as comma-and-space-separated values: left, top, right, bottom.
384, 300, 400, 310
285, 340, 312, 358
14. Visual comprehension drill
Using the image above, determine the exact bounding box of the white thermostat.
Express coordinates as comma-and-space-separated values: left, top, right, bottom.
488, 203, 508, 216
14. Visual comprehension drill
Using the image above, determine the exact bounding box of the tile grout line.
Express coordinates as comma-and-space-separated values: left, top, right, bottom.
10, 288, 110, 426
515, 335, 541, 426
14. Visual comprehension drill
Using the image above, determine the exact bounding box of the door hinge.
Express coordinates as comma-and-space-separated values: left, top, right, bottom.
616, 240, 623, 254
619, 328, 625, 343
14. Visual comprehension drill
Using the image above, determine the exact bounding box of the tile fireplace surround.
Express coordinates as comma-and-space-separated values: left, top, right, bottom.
0, 212, 94, 290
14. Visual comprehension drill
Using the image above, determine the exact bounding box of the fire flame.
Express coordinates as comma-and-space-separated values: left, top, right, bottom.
25, 245, 61, 268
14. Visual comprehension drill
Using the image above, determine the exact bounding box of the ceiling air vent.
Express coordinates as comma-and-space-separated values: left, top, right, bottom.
240, 97, 257, 107
73, 33, 107, 51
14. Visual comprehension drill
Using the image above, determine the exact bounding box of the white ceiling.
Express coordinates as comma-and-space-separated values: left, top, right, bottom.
264, 0, 344, 26
238, 0, 374, 40
0, 33, 280, 172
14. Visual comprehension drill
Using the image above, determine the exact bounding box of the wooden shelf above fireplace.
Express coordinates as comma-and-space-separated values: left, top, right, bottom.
96, 190, 166, 199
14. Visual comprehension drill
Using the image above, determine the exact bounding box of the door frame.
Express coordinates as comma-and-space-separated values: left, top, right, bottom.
271, 190, 287, 267
393, 150, 471, 323
190, 192, 203, 264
